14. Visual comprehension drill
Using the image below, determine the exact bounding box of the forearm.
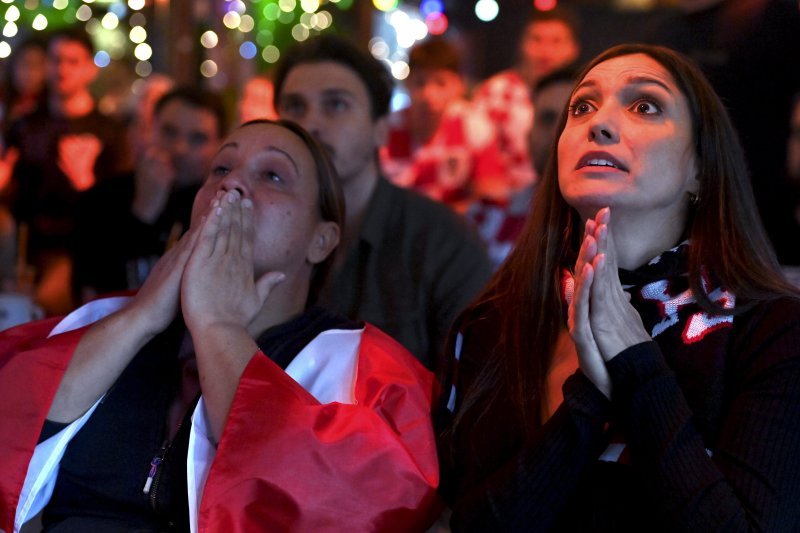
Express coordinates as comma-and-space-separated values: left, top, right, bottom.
189, 322, 258, 443
610, 341, 800, 531
46, 305, 158, 423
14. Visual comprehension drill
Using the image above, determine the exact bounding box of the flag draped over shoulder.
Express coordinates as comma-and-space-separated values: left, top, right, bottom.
0, 302, 440, 532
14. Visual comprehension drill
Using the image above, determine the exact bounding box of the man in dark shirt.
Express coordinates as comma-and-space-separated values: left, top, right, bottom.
274, 35, 493, 368
74, 87, 227, 302
4, 28, 131, 315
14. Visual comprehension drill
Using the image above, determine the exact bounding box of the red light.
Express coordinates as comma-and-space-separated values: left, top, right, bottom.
534, 0, 557, 10
426, 12, 449, 35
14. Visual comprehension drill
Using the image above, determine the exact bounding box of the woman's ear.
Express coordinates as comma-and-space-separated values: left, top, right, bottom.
307, 221, 340, 265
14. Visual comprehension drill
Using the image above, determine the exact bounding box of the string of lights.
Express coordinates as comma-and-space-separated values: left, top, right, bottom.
0, 1, 546, 82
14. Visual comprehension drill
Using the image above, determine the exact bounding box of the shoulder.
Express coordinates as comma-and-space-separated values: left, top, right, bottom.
377, 179, 480, 236
361, 324, 432, 378
356, 323, 434, 406
735, 296, 800, 333
730, 296, 800, 370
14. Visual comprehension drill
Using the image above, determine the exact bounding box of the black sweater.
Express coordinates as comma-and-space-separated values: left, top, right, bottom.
440, 296, 800, 532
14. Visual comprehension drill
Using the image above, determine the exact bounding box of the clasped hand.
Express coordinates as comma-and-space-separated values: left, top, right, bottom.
127, 189, 285, 338
567, 207, 651, 399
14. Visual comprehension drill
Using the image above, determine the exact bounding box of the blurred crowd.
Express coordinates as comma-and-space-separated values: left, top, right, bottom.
0, 0, 798, 328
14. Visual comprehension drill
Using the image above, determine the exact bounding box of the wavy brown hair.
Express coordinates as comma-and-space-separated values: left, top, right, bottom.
441, 43, 799, 467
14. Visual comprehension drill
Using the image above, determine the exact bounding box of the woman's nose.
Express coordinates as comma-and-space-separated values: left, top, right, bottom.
588, 121, 618, 143
219, 173, 247, 197
587, 108, 619, 143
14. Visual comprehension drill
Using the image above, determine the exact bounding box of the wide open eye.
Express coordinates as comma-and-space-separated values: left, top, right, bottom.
568, 100, 595, 116
631, 99, 662, 115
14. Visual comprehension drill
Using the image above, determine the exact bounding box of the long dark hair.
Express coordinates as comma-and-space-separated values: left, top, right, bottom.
240, 119, 345, 306
441, 43, 799, 468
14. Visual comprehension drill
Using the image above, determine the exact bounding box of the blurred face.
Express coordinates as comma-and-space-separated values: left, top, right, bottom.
239, 77, 277, 123
192, 123, 337, 278
520, 20, 579, 81
47, 38, 97, 97
406, 67, 464, 123
529, 80, 574, 175
277, 61, 385, 185
154, 99, 221, 186
788, 99, 800, 179
13, 46, 46, 96
557, 54, 698, 223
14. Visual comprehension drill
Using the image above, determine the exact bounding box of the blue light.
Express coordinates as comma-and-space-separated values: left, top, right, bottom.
420, 0, 444, 17
109, 3, 128, 18
94, 50, 111, 68
239, 41, 258, 60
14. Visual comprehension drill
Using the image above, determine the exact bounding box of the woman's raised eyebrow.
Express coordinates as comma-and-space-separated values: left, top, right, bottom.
573, 75, 674, 95
216, 141, 238, 154
262, 146, 299, 175
625, 75, 674, 95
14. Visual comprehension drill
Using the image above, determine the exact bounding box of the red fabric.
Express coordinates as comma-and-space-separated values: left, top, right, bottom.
0, 318, 86, 532
0, 316, 440, 532
199, 324, 440, 531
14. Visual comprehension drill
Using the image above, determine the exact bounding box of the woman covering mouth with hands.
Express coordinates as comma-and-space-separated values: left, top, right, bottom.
436, 44, 800, 531
0, 120, 439, 532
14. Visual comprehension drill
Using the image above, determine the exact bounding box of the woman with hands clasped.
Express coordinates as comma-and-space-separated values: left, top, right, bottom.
436, 44, 800, 531
0, 120, 439, 532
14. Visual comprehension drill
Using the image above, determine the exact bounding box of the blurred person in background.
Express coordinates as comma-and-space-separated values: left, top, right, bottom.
381, 36, 506, 211
0, 36, 48, 140
125, 73, 175, 160
74, 87, 227, 302
0, 36, 48, 292
274, 34, 492, 369
467, 66, 579, 269
1, 28, 131, 315
472, 7, 581, 192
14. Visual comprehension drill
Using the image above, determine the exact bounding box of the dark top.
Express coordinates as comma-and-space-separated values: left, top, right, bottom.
439, 276, 800, 531
40, 306, 360, 532
4, 105, 131, 254
318, 177, 492, 370
73, 173, 199, 296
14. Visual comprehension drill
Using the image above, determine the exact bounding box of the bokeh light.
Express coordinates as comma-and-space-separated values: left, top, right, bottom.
200, 30, 219, 48
475, 0, 499, 22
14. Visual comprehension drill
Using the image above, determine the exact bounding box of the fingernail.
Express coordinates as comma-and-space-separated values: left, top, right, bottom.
242, 198, 253, 209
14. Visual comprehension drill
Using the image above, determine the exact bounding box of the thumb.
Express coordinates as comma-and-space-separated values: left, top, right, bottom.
255, 271, 286, 302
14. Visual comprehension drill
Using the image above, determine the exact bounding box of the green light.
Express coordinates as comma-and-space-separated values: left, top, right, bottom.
263, 3, 279, 21
256, 29, 274, 46
277, 9, 294, 23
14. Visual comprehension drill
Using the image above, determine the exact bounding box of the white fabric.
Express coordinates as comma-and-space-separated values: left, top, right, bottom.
47, 296, 130, 338
14, 399, 101, 532
14, 299, 129, 531
187, 398, 215, 533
